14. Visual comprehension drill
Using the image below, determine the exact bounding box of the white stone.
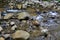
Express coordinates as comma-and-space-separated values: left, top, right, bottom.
10, 21, 15, 25
40, 27, 48, 33
49, 11, 57, 16
11, 25, 17, 30
36, 15, 43, 21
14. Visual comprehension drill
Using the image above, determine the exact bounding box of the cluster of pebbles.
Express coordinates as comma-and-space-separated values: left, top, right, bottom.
0, 10, 60, 40
0, 1, 60, 40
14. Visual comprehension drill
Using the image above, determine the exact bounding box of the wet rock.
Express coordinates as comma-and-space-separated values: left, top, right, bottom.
36, 15, 44, 22
48, 11, 58, 16
11, 30, 30, 39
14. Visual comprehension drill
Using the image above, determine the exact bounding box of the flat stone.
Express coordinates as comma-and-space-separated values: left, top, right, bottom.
17, 12, 30, 19
4, 13, 14, 19
11, 30, 30, 39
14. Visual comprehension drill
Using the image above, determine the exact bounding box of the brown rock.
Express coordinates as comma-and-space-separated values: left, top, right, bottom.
11, 30, 30, 39
0, 37, 5, 40
17, 12, 30, 19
